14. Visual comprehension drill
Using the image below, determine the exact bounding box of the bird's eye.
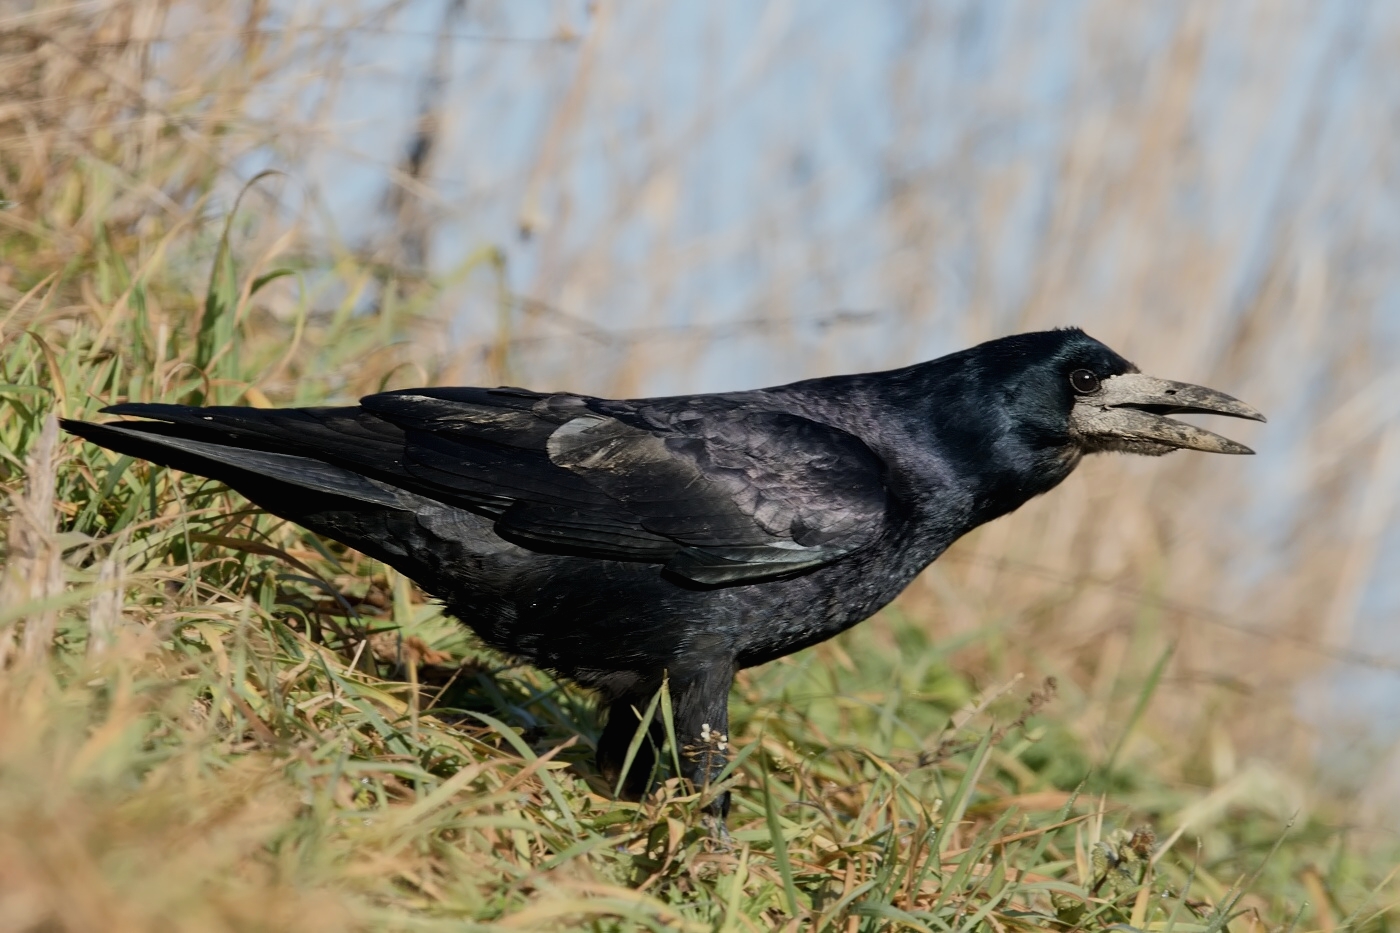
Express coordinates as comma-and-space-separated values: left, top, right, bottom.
1069, 369, 1100, 394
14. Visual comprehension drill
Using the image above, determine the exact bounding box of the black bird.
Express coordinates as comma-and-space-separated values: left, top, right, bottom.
62, 328, 1263, 815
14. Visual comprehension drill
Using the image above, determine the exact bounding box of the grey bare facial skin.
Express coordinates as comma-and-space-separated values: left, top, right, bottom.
1069, 372, 1266, 456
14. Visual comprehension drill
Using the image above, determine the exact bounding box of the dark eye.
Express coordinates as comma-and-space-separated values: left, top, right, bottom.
1069, 369, 1100, 394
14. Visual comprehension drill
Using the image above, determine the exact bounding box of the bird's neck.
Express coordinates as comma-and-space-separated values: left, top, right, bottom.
767, 364, 1083, 531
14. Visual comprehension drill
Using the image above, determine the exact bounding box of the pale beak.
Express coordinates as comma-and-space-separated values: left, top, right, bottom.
1072, 373, 1266, 455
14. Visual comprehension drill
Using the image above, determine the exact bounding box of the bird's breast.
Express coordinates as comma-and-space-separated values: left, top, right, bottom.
730, 524, 949, 668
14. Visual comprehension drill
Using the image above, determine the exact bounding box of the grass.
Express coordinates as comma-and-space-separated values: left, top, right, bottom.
2, 1, 1399, 930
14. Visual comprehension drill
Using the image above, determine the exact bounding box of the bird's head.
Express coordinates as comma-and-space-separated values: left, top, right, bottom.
974, 328, 1265, 459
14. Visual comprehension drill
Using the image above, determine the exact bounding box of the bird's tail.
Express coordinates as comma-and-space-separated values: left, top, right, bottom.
65, 404, 531, 605
61, 411, 408, 510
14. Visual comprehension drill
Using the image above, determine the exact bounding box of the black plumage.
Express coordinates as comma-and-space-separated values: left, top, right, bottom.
62, 328, 1263, 815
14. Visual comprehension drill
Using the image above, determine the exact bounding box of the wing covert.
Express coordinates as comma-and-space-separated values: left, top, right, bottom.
362, 388, 892, 585
543, 405, 890, 584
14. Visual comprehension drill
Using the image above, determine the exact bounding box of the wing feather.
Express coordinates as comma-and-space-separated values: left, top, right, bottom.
96, 387, 891, 586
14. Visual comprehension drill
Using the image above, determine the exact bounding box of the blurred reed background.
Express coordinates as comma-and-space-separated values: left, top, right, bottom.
3, 1, 1400, 924
242, 1, 1399, 803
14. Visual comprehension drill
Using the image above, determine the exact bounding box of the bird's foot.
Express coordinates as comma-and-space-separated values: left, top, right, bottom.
702, 812, 734, 850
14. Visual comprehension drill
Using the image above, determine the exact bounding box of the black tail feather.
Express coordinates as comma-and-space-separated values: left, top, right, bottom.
60, 417, 409, 510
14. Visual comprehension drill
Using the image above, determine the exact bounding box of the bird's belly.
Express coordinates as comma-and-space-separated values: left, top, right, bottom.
728, 559, 920, 669
410, 502, 949, 687
444, 542, 935, 686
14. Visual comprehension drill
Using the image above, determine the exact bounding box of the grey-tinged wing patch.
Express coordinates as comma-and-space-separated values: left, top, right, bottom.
545, 408, 889, 585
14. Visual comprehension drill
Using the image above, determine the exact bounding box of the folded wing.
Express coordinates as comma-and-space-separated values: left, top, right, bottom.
74, 386, 891, 586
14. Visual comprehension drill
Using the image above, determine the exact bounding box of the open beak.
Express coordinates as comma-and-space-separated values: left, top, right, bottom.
1072, 373, 1266, 455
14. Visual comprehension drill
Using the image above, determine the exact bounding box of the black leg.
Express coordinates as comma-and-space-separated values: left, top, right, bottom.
594, 657, 736, 820
597, 695, 662, 800
671, 658, 736, 819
